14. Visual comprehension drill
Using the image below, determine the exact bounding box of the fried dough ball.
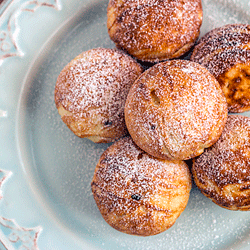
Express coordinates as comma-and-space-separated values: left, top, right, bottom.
191, 24, 250, 113
107, 0, 203, 62
54, 48, 143, 143
91, 137, 191, 236
192, 115, 250, 211
125, 60, 228, 160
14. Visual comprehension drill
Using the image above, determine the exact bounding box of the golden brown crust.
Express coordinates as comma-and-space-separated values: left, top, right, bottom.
125, 60, 228, 160
192, 115, 250, 211
218, 61, 250, 113
91, 137, 191, 236
190, 24, 250, 113
107, 0, 203, 62
54, 48, 143, 143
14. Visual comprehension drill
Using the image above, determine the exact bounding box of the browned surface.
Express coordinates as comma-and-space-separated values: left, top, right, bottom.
125, 60, 228, 160
107, 0, 203, 62
91, 137, 191, 236
192, 115, 250, 211
55, 48, 143, 143
191, 24, 250, 113
218, 61, 250, 113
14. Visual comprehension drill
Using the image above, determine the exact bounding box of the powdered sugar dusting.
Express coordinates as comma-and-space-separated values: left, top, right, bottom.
193, 115, 250, 210
19, 0, 250, 248
194, 115, 250, 187
107, 0, 202, 61
191, 24, 250, 77
125, 60, 227, 160
94, 137, 189, 196
92, 137, 191, 235
55, 48, 142, 122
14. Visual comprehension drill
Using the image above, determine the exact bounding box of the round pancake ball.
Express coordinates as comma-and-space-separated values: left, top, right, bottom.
91, 137, 192, 236
107, 0, 203, 62
54, 48, 143, 143
191, 24, 250, 113
125, 60, 228, 160
192, 115, 250, 211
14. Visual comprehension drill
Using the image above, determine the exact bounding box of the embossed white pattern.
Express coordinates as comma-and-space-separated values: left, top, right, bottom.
0, 0, 61, 248
0, 170, 11, 200
0, 170, 42, 250
0, 217, 42, 250
0, 0, 61, 65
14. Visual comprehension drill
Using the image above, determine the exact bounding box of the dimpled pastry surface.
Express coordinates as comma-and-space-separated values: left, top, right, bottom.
125, 60, 228, 161
107, 0, 203, 62
91, 137, 192, 236
191, 24, 250, 113
54, 48, 143, 143
192, 115, 250, 211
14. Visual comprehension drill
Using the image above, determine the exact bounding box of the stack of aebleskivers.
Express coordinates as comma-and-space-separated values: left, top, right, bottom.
54, 0, 250, 236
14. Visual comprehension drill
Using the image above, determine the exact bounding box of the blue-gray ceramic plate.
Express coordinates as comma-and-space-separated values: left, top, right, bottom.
1, 0, 250, 249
